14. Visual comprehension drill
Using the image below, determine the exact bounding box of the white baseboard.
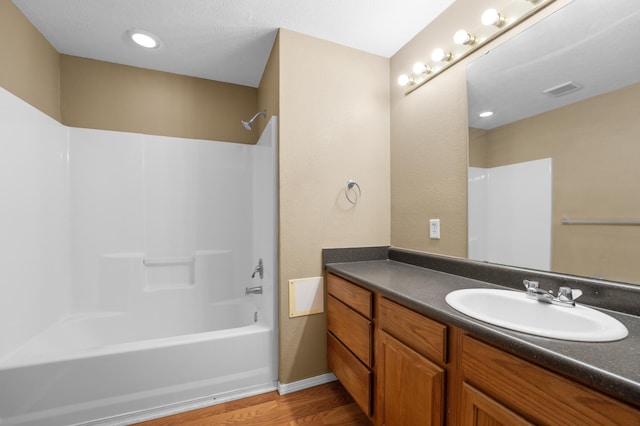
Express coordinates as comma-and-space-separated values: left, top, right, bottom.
277, 372, 337, 395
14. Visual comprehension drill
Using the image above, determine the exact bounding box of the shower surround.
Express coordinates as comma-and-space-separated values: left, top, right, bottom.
0, 87, 278, 425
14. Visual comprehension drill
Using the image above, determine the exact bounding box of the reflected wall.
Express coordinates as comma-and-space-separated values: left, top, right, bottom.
469, 83, 640, 283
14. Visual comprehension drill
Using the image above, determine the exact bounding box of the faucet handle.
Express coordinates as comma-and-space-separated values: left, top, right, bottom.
558, 286, 582, 304
523, 280, 539, 290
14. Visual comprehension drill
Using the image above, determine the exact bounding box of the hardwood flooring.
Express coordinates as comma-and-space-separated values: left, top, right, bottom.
134, 381, 371, 425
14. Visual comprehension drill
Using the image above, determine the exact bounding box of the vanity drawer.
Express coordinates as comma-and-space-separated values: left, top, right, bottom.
378, 297, 447, 364
327, 273, 372, 319
328, 332, 372, 417
327, 295, 373, 367
462, 335, 640, 425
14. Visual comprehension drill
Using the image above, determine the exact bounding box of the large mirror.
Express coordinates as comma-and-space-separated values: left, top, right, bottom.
466, 0, 640, 285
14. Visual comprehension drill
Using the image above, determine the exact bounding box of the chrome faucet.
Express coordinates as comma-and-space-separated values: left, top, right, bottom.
245, 286, 263, 295
251, 258, 263, 279
523, 280, 582, 307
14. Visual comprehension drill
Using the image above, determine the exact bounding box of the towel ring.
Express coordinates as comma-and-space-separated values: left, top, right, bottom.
345, 180, 361, 205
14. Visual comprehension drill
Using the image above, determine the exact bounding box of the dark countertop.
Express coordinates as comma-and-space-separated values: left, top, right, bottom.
326, 259, 640, 407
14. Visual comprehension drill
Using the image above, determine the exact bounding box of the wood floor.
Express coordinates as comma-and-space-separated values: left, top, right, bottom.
135, 381, 371, 425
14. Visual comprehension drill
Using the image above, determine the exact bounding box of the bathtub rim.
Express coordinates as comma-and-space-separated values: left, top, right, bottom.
0, 315, 270, 371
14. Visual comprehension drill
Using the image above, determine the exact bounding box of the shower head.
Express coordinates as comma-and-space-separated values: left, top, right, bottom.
241, 110, 267, 131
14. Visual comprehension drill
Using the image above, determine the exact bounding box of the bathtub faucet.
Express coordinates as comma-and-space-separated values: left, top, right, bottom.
251, 258, 264, 279
245, 286, 263, 295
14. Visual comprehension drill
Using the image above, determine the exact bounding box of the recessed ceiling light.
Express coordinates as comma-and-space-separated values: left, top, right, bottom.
478, 111, 494, 118
127, 28, 160, 49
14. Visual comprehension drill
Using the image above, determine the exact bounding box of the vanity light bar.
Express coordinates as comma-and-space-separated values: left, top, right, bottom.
398, 0, 557, 94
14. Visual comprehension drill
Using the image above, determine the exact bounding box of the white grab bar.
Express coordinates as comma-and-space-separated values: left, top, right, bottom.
561, 217, 640, 226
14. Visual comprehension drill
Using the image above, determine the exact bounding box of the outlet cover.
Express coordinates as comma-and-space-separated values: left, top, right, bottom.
429, 219, 441, 239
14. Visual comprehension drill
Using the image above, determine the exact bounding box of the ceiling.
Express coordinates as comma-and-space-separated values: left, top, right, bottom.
11, 0, 455, 88
467, 0, 640, 130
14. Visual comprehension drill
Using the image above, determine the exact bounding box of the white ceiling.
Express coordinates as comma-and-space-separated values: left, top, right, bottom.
11, 0, 455, 88
467, 0, 640, 130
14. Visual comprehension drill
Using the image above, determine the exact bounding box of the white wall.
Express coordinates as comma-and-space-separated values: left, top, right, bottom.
69, 128, 255, 312
469, 158, 552, 271
0, 87, 70, 358
0, 86, 277, 359
252, 117, 278, 369
467, 167, 488, 261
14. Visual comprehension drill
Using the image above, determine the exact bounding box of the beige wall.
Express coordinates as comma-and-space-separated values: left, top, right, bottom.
277, 29, 390, 384
1, 1, 260, 144
468, 127, 488, 168
0, 0, 60, 121
258, 32, 280, 135
390, 0, 570, 257
61, 55, 259, 144
469, 83, 640, 283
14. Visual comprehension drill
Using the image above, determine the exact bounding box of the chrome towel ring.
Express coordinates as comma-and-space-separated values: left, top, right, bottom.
345, 179, 361, 205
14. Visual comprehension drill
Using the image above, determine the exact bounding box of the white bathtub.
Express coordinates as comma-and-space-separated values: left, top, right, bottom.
0, 299, 276, 426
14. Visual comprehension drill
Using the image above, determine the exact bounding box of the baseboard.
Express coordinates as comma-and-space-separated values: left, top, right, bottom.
277, 372, 337, 395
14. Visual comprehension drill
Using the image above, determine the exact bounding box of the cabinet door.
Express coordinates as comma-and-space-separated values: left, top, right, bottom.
462, 335, 640, 425
377, 331, 444, 426
461, 383, 533, 426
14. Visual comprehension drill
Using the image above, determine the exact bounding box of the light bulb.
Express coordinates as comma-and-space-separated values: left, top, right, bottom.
478, 111, 494, 118
482, 9, 506, 27
412, 62, 431, 75
454, 30, 476, 46
431, 48, 452, 62
397, 74, 414, 87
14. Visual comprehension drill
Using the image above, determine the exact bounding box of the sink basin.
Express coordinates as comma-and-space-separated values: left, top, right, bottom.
445, 288, 628, 342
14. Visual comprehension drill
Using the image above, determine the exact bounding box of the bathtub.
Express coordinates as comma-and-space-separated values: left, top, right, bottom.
0, 299, 276, 426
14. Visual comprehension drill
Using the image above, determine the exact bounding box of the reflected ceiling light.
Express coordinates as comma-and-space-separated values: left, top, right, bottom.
397, 74, 415, 87
478, 111, 494, 118
128, 28, 161, 49
431, 48, 452, 62
481, 9, 506, 27
413, 62, 432, 75
454, 30, 477, 46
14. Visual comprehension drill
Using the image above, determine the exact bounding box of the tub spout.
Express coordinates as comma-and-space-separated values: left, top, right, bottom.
245, 286, 263, 295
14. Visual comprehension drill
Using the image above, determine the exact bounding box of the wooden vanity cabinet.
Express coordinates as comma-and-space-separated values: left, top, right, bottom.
326, 273, 640, 426
461, 335, 640, 426
326, 273, 374, 417
376, 297, 448, 426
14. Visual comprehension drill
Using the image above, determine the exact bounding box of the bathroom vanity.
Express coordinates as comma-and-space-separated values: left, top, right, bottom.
324, 247, 640, 425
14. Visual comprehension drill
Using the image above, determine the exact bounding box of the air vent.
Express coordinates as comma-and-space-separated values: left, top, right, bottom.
543, 81, 582, 97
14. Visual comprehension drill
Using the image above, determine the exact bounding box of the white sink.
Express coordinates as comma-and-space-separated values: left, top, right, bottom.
445, 288, 628, 342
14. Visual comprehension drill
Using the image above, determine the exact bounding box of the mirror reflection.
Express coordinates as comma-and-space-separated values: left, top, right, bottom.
466, 0, 640, 285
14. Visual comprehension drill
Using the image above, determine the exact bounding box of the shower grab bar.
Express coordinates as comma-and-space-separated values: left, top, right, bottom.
142, 257, 195, 266
561, 217, 640, 226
